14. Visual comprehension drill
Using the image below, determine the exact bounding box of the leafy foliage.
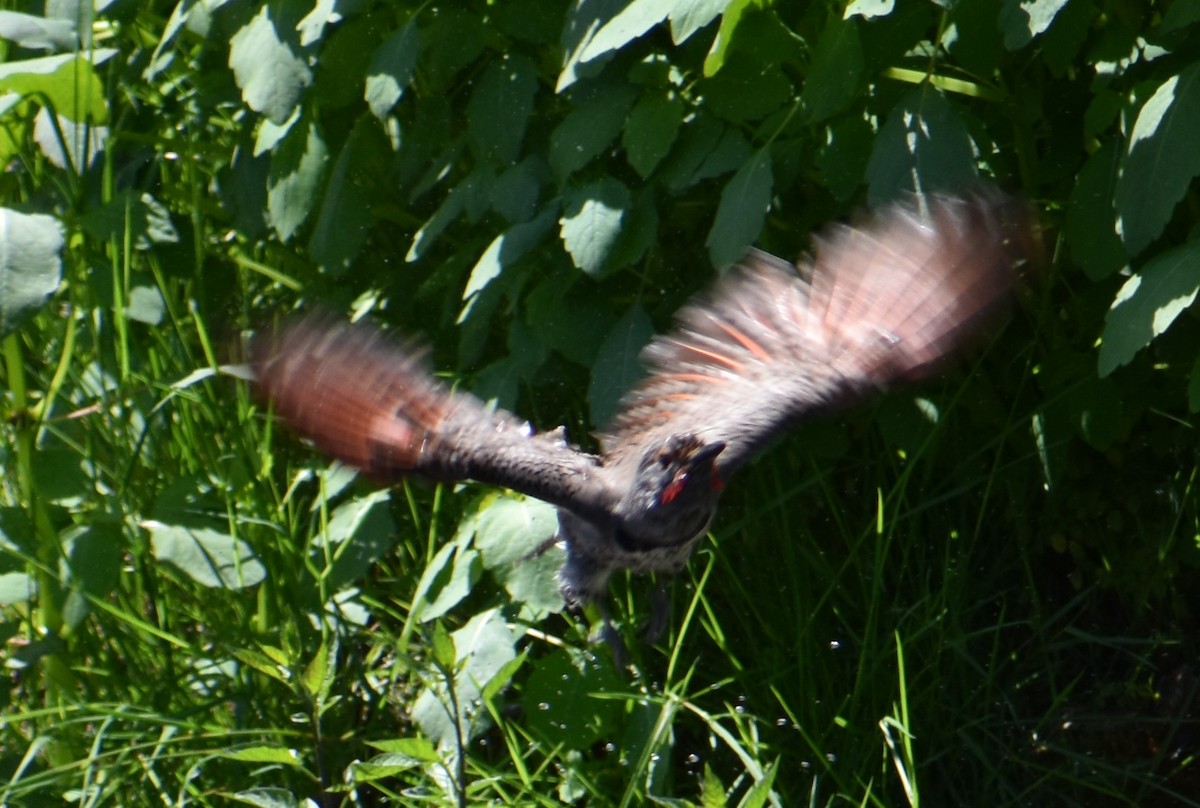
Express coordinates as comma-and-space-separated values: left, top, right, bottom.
2, 0, 1200, 805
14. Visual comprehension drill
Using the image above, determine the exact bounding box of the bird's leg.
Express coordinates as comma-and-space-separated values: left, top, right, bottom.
592, 601, 629, 671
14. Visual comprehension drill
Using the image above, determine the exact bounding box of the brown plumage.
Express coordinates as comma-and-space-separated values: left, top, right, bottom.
251, 187, 1034, 617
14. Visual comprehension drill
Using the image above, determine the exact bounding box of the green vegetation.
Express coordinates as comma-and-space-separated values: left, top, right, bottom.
2, 1, 1199, 804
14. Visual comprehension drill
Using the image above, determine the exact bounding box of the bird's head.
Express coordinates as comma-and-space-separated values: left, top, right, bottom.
635, 434, 726, 510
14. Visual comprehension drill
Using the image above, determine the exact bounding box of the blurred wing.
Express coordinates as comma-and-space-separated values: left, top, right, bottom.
602, 188, 1034, 476
251, 315, 618, 519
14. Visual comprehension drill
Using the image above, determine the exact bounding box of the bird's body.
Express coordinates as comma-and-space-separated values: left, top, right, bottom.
251, 188, 1033, 615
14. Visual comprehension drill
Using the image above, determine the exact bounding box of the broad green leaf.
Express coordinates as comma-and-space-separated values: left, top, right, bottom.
623, 90, 684, 177
300, 637, 337, 704
309, 122, 375, 273
944, 0, 1005, 77
267, 116, 329, 243
148, 522, 266, 589
229, 787, 300, 808
549, 83, 637, 179
521, 647, 622, 749
0, 10, 75, 51
802, 17, 863, 123
844, 0, 894, 19
865, 85, 976, 206
1067, 140, 1126, 281
33, 108, 106, 170
704, 0, 765, 76
492, 155, 546, 223
1000, 0, 1070, 50
1098, 240, 1200, 376
706, 148, 772, 269
559, 178, 631, 277
297, 0, 339, 46
407, 171, 475, 262
473, 496, 559, 569
578, 0, 667, 65
461, 206, 557, 312
817, 114, 872, 200
0, 52, 111, 122
588, 302, 655, 427
79, 190, 178, 251
699, 59, 793, 123
410, 533, 480, 622
0, 208, 63, 336
0, 572, 33, 606
315, 490, 396, 595
412, 609, 519, 746
365, 22, 419, 121
60, 523, 123, 629
127, 286, 164, 326
466, 53, 537, 165
364, 737, 439, 761
1115, 64, 1200, 257
668, 0, 731, 43
228, 5, 312, 124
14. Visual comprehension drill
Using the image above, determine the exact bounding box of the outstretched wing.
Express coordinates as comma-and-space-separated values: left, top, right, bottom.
251, 316, 619, 520
602, 188, 1035, 476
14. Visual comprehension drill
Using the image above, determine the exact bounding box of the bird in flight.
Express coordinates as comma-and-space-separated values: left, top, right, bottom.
251, 187, 1033, 640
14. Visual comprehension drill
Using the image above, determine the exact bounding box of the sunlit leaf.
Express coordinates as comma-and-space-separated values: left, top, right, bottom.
1098, 241, 1200, 376
0, 208, 63, 336
228, 6, 312, 124
1115, 64, 1200, 257
559, 178, 631, 277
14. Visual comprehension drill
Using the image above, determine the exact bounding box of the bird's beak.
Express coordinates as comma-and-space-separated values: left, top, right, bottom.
693, 441, 725, 465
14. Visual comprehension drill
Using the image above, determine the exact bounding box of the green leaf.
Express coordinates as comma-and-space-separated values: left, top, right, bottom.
844, 0, 894, 19
60, 523, 123, 629
412, 609, 519, 746
1067, 140, 1126, 281
492, 155, 546, 223
461, 205, 557, 314
148, 523, 266, 589
309, 121, 374, 273
365, 22, 419, 120
1000, 0, 1070, 50
473, 495, 559, 569
315, 490, 396, 595
300, 637, 337, 705
668, 0, 731, 43
127, 286, 164, 326
410, 533, 480, 622
0, 208, 63, 336
78, 190, 178, 251
0, 572, 34, 606
33, 107, 107, 172
228, 6, 312, 124
267, 116, 329, 243
220, 746, 303, 766
0, 10, 76, 51
706, 148, 773, 269
0, 52, 111, 123
623, 90, 685, 177
549, 83, 637, 179
578, 0, 668, 65
802, 17, 864, 123
1115, 64, 1200, 257
703, 0, 765, 76
865, 85, 976, 206
559, 178, 631, 277
1098, 240, 1200, 376
521, 647, 622, 749
229, 787, 301, 808
466, 53, 537, 165
699, 59, 793, 123
588, 302, 655, 427
817, 114, 873, 200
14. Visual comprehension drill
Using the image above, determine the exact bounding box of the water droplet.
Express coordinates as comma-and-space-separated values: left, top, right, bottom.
829, 640, 841, 650
537, 702, 550, 711
685, 753, 700, 764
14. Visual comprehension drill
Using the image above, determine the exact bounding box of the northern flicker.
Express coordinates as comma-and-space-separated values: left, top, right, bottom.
251, 188, 1033, 632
